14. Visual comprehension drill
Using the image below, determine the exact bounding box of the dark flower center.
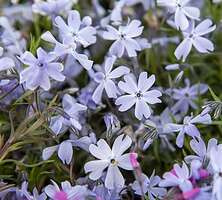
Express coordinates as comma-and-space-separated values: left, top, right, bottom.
110, 159, 116, 164
136, 91, 143, 98
38, 62, 44, 68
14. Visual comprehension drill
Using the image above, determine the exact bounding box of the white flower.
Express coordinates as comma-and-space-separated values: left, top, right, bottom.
44, 180, 87, 200
84, 134, 134, 190
175, 19, 216, 62
157, 0, 200, 30
92, 56, 130, 103
55, 10, 96, 48
102, 20, 144, 57
115, 72, 162, 120
210, 145, 222, 200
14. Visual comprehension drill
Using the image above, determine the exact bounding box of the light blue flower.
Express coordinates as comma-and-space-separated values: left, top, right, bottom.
102, 20, 144, 57
157, 0, 200, 30
171, 79, 208, 114
159, 162, 193, 192
116, 72, 162, 120
175, 19, 216, 61
164, 113, 211, 148
19, 47, 65, 91
132, 171, 166, 200
92, 56, 130, 103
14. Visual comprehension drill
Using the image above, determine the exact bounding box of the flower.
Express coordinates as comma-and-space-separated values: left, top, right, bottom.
116, 72, 162, 120
0, 16, 26, 55
171, 79, 208, 114
19, 47, 65, 91
44, 180, 87, 200
164, 113, 211, 148
210, 146, 222, 200
19, 182, 47, 200
42, 133, 96, 165
159, 162, 193, 192
185, 137, 218, 168
41, 31, 93, 70
32, 0, 74, 17
102, 20, 144, 57
92, 56, 130, 103
132, 171, 167, 200
157, 0, 200, 30
55, 10, 96, 48
84, 134, 134, 189
175, 19, 216, 61
0, 47, 15, 71
50, 94, 87, 135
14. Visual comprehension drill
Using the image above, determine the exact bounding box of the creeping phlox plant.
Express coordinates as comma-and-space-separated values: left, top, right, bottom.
0, 0, 222, 200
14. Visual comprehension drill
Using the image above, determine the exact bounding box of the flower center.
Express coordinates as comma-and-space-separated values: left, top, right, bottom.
54, 191, 68, 200
120, 32, 126, 39
136, 91, 143, 99
37, 62, 45, 68
110, 158, 117, 165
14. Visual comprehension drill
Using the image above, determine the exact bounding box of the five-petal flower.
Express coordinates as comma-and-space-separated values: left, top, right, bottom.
84, 134, 134, 189
116, 72, 162, 120
19, 47, 65, 91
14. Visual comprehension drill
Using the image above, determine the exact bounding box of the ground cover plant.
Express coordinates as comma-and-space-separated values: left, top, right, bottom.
0, 0, 222, 199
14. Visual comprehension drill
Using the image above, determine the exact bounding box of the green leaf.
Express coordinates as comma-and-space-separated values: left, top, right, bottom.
209, 87, 221, 102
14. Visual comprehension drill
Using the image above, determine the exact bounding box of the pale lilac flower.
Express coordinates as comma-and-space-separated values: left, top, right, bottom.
102, 20, 144, 57
2, 4, 33, 23
78, 86, 97, 110
132, 171, 166, 200
55, 10, 96, 48
32, 0, 75, 17
19, 47, 65, 91
157, 0, 200, 30
50, 94, 87, 135
185, 137, 218, 168
44, 180, 87, 200
116, 72, 162, 120
19, 182, 47, 200
210, 145, 222, 200
109, 0, 154, 23
41, 31, 93, 70
92, 184, 121, 200
110, 0, 125, 22
159, 162, 193, 192
164, 113, 211, 148
172, 79, 208, 114
143, 108, 179, 151
175, 19, 216, 61
84, 134, 134, 190
0, 16, 26, 55
0, 47, 15, 71
43, 133, 95, 164
43, 140, 73, 164
92, 56, 130, 103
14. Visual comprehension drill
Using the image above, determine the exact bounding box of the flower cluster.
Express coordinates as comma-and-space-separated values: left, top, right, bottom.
0, 0, 221, 200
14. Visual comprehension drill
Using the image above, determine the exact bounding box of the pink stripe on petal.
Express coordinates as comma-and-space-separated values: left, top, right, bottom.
199, 169, 209, 179
129, 153, 139, 168
54, 191, 68, 200
182, 188, 200, 199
